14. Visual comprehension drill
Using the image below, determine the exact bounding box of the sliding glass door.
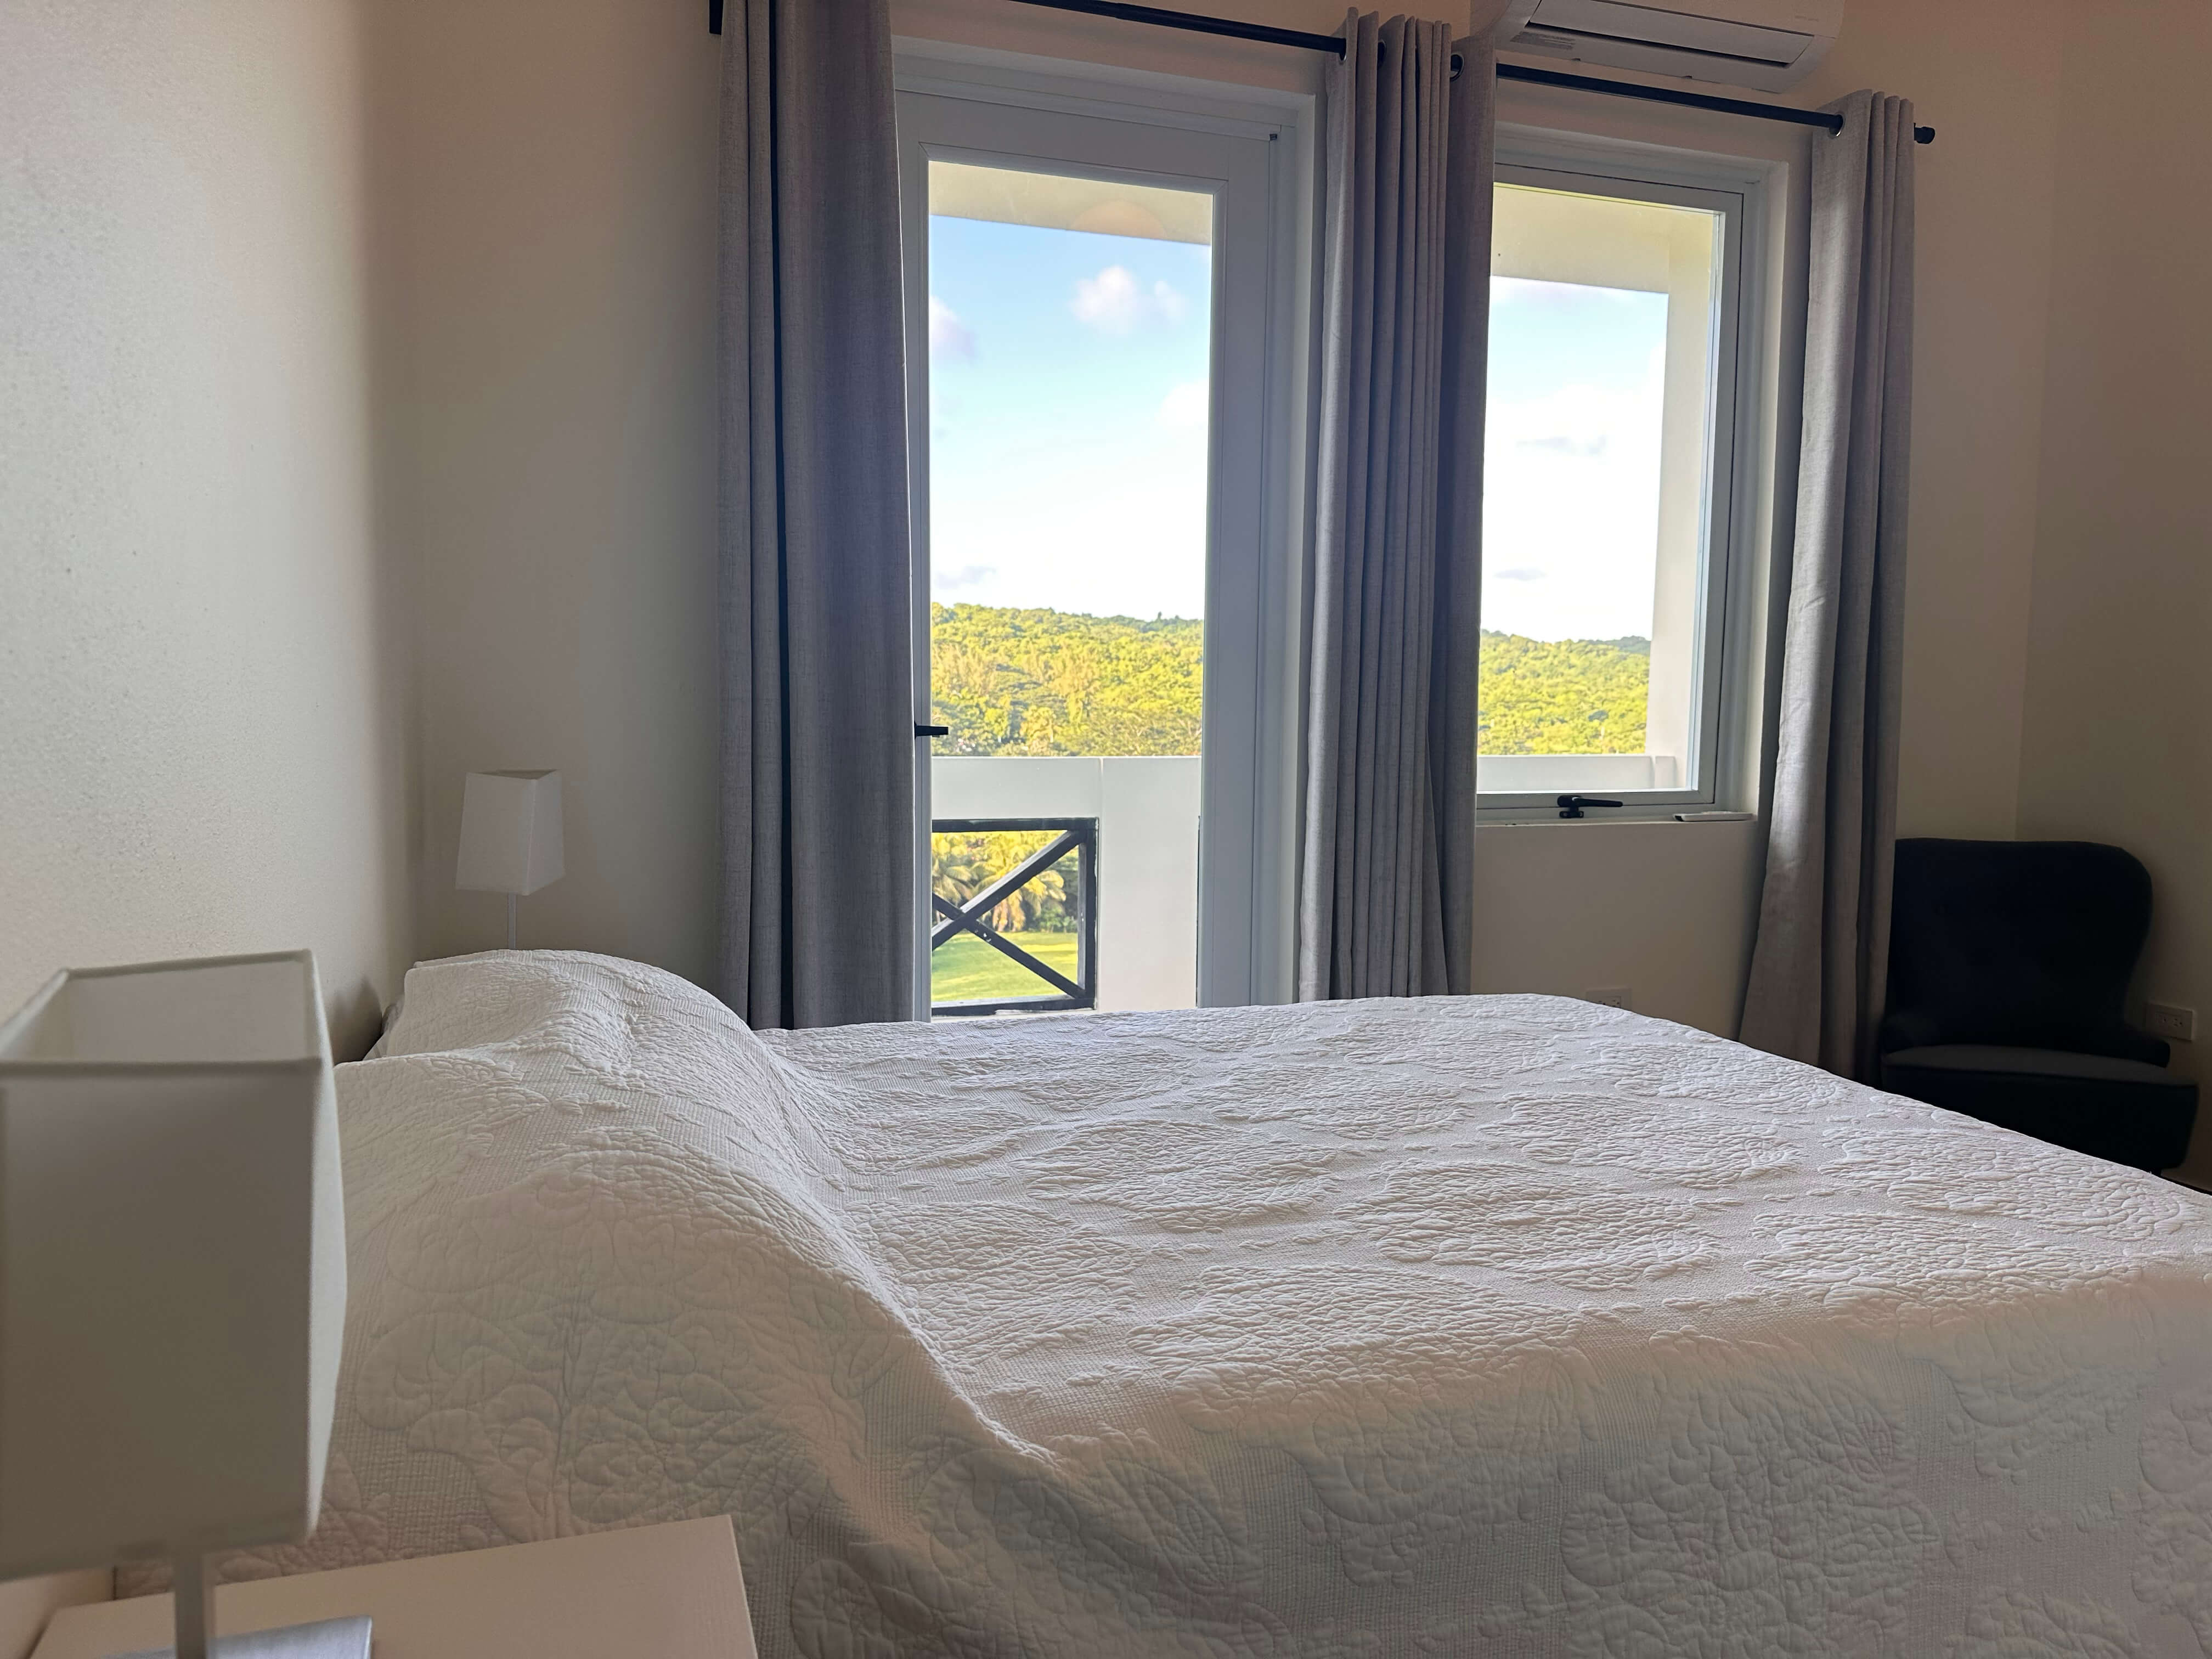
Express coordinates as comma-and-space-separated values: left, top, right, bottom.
896, 65, 1300, 1018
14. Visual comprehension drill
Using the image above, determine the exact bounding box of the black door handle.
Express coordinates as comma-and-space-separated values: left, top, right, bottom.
1557, 795, 1623, 820
916, 724, 949, 738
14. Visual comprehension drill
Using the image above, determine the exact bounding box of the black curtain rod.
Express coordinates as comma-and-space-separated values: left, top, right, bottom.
709, 0, 1934, 146
1006, 0, 1348, 55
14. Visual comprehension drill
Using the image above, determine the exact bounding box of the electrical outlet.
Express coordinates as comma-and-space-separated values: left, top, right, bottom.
2147, 1002, 2197, 1042
1584, 986, 1633, 1011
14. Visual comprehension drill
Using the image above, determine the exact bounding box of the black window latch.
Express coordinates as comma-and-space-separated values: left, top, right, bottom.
1557, 795, 1623, 820
916, 724, 949, 738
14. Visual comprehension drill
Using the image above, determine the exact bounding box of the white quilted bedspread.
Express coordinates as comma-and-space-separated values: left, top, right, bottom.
202, 951, 2212, 1655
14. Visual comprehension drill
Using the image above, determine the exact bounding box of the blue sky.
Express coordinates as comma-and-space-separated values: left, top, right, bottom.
926, 213, 1670, 644
927, 215, 1213, 620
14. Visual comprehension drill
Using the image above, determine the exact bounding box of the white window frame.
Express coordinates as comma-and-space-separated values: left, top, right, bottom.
1478, 128, 1779, 822
892, 46, 1317, 1009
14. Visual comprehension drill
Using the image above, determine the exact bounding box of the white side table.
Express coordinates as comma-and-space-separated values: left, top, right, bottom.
31, 1519, 756, 1659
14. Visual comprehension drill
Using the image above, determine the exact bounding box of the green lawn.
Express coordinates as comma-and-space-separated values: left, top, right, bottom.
932, 931, 1080, 1005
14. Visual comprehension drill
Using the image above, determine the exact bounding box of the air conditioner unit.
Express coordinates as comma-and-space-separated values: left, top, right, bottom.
1497, 0, 1841, 92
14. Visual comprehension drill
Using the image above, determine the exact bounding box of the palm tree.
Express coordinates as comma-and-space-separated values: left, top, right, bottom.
931, 832, 1074, 934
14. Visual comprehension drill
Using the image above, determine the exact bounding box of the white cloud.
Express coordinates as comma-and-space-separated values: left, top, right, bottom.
933, 562, 997, 596
928, 294, 975, 360
1155, 379, 1210, 435
1071, 265, 1190, 332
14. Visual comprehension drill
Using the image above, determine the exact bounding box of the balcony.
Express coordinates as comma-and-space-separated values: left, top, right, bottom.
932, 756, 1199, 1017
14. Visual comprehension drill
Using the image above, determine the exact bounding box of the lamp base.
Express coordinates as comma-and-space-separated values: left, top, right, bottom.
114, 1617, 371, 1659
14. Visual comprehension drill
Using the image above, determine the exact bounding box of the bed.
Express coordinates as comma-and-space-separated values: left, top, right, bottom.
194, 950, 2212, 1654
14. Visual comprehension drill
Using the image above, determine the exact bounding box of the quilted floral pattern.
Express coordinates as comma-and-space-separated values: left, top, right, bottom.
162, 951, 2212, 1656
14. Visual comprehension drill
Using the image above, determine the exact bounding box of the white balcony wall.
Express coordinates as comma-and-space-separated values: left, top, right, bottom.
933, 757, 1199, 1012
1477, 752, 1683, 794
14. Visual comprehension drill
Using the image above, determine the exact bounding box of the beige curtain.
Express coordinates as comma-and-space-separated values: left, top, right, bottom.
718, 0, 914, 1028
1298, 12, 1494, 1001
1739, 91, 1917, 1076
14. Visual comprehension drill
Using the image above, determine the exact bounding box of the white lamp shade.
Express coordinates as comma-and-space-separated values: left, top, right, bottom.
455, 770, 565, 895
0, 951, 345, 1578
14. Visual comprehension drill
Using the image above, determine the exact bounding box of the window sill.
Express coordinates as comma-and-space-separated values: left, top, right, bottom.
1475, 805, 1759, 827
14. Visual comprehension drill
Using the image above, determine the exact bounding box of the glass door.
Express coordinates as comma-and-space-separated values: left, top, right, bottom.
896, 75, 1291, 1018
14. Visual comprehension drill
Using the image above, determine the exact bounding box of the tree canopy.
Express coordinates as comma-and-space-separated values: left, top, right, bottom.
930, 602, 1651, 759
931, 602, 1203, 757
1477, 630, 1649, 754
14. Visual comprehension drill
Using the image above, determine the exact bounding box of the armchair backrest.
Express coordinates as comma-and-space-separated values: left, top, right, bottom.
1884, 838, 2154, 1056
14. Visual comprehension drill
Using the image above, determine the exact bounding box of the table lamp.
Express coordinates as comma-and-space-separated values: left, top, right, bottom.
455, 769, 565, 949
0, 951, 362, 1658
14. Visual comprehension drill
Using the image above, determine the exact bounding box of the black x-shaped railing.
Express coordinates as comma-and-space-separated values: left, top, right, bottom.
931, 817, 1098, 1017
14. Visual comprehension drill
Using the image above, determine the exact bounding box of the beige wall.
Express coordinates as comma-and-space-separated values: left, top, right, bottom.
375, 0, 2082, 1041
1474, 820, 1763, 1032
0, 0, 2118, 1048
1798, 0, 2063, 845
370, 0, 723, 980
2016, 1, 2212, 1161
1477, 0, 2067, 1027
893, 0, 1481, 95
0, 0, 411, 1058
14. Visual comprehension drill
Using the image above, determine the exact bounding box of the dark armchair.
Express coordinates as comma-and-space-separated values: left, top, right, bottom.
1880, 838, 2198, 1172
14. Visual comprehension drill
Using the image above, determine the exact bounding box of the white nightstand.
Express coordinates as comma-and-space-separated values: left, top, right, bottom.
30, 1519, 757, 1659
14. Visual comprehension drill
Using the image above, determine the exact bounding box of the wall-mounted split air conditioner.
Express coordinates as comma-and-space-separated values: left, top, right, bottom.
1496, 0, 1842, 92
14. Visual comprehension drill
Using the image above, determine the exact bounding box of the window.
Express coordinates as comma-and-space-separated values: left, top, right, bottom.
1477, 152, 1756, 813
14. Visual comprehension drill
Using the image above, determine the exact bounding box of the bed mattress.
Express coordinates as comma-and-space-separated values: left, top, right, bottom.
209, 951, 2212, 1654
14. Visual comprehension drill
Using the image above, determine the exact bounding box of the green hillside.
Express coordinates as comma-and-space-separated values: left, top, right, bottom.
1479, 630, 1649, 754
932, 603, 1203, 757
929, 602, 1649, 758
